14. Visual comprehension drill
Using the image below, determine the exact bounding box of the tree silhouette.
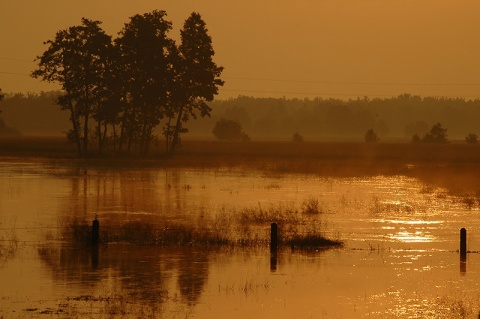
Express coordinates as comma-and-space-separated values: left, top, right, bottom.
465, 133, 478, 144
167, 12, 224, 155
32, 12, 223, 158
115, 10, 176, 155
422, 122, 448, 143
32, 18, 112, 157
212, 118, 249, 141
365, 129, 378, 143
292, 132, 304, 143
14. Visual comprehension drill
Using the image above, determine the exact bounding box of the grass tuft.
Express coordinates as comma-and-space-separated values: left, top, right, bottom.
67, 200, 341, 249
286, 234, 342, 249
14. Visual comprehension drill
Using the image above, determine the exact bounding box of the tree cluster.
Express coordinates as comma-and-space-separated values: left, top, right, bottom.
212, 118, 250, 141
204, 95, 480, 140
364, 129, 379, 143
31, 11, 223, 157
411, 122, 448, 143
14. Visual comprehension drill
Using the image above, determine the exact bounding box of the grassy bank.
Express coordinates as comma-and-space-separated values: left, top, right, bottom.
1, 136, 480, 166
2, 136, 480, 196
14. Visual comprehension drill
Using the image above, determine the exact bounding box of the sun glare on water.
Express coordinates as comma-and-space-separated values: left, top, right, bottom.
378, 219, 443, 243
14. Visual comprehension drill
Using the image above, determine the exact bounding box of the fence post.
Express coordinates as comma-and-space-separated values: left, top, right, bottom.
460, 228, 467, 260
92, 218, 100, 246
270, 222, 278, 272
270, 223, 278, 253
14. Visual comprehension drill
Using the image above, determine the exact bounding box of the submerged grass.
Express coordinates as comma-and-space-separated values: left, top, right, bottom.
0, 221, 18, 268
67, 200, 342, 250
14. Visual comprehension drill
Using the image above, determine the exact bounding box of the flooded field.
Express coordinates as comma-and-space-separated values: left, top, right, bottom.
1, 159, 480, 318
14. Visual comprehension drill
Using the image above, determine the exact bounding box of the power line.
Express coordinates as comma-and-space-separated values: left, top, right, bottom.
223, 76, 480, 87
222, 88, 394, 97
0, 57, 33, 63
0, 67, 478, 98
221, 88, 480, 99
0, 71, 30, 76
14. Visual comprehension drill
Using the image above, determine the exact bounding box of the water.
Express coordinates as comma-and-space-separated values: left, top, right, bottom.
1, 160, 480, 318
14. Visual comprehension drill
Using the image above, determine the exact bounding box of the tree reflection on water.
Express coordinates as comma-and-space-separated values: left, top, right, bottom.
7, 162, 480, 318
37, 244, 210, 312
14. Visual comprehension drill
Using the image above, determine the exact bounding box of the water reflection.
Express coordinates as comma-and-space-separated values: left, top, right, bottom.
37, 244, 210, 308
270, 252, 277, 272
59, 169, 213, 227
3, 161, 480, 318
374, 219, 442, 244
389, 231, 435, 243
177, 249, 209, 305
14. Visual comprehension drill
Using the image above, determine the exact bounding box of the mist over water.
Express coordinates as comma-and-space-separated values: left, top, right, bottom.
1, 160, 480, 318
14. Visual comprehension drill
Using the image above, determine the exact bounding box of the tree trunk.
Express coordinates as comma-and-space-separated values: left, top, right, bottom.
164, 117, 172, 154
83, 110, 89, 157
169, 107, 183, 156
96, 120, 102, 155
69, 107, 83, 157
63, 95, 83, 157
112, 123, 117, 156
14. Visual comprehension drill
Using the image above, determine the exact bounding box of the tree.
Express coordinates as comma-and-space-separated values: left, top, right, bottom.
465, 133, 478, 144
0, 88, 3, 117
167, 12, 224, 155
292, 132, 304, 143
212, 118, 249, 141
115, 10, 176, 155
91, 44, 122, 155
365, 129, 378, 143
31, 18, 112, 157
422, 122, 448, 143
411, 133, 421, 143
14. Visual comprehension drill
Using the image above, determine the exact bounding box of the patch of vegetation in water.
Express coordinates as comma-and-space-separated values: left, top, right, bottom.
286, 234, 342, 249
67, 200, 342, 250
0, 221, 18, 268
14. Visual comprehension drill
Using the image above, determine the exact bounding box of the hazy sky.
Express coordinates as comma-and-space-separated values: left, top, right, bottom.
1, 0, 479, 100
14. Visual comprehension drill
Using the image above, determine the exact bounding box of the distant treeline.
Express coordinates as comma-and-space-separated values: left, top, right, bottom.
1, 93, 480, 141
196, 94, 480, 141
0, 91, 69, 136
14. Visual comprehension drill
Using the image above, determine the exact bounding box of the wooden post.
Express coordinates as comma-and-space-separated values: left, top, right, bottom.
460, 228, 467, 260
92, 218, 100, 246
270, 222, 278, 272
270, 223, 278, 253
270, 252, 277, 272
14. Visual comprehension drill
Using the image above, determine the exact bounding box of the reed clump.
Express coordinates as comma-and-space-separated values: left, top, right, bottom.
67, 200, 341, 249
285, 234, 342, 249
70, 220, 232, 247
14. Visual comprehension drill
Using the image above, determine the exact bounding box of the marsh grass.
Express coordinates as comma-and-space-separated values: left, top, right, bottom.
67, 200, 341, 249
70, 220, 232, 247
0, 221, 18, 268
29, 291, 190, 319
285, 234, 342, 249
301, 197, 323, 214
4, 137, 480, 167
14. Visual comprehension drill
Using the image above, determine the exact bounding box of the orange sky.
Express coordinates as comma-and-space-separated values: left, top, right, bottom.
1, 0, 479, 100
